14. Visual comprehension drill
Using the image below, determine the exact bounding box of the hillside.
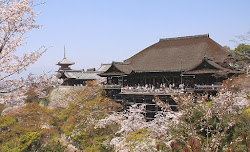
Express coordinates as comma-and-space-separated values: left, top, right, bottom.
0, 76, 249, 151
0, 82, 121, 152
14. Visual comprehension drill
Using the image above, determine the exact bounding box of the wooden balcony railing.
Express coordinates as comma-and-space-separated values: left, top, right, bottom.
103, 84, 122, 90
194, 84, 222, 91
103, 84, 222, 92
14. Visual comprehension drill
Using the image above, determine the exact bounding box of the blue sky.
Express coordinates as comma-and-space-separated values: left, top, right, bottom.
21, 0, 250, 76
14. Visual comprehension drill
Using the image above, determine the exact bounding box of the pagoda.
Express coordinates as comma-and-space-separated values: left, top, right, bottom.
56, 46, 75, 73
56, 46, 108, 86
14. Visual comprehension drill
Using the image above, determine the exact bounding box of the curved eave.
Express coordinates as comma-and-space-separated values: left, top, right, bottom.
56, 62, 75, 65
57, 57, 75, 65
98, 72, 127, 77
132, 70, 182, 73
184, 69, 244, 75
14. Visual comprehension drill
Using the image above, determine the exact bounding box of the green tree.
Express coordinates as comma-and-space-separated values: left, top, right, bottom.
233, 43, 250, 61
223, 45, 232, 52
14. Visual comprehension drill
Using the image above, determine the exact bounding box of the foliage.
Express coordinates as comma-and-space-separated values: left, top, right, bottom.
230, 30, 250, 75
86, 80, 97, 87
0, 104, 5, 113
0, 58, 249, 152
0, 1, 119, 151
0, 103, 62, 152
0, 115, 16, 129
38, 140, 66, 152
2, 131, 41, 152
243, 106, 250, 116
96, 104, 181, 151
97, 76, 249, 151
55, 84, 121, 151
233, 43, 250, 61
169, 77, 250, 151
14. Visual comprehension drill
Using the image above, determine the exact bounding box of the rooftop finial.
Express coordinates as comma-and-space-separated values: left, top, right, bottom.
64, 45, 66, 59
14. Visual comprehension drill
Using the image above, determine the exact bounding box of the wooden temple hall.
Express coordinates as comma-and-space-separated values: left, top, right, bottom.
99, 34, 241, 93
97, 34, 242, 119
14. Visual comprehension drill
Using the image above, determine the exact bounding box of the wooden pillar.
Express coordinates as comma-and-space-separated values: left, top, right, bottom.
133, 95, 136, 104
153, 77, 156, 86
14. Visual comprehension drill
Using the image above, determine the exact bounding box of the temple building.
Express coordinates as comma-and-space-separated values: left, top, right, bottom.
56, 35, 243, 119
56, 47, 111, 86
56, 46, 75, 73
99, 34, 242, 94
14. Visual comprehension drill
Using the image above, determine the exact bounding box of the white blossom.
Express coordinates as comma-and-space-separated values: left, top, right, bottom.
0, 0, 62, 106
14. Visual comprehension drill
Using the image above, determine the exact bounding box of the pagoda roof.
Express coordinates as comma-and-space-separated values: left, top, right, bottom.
57, 57, 75, 65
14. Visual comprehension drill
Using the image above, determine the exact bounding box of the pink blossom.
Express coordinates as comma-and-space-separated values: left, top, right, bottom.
0, 0, 62, 107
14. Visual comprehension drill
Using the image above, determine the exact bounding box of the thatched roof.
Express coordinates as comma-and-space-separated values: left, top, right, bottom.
99, 34, 239, 76
184, 57, 242, 75
124, 34, 230, 72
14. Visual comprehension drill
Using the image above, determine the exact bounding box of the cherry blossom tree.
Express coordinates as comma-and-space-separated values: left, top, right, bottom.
166, 77, 249, 151
96, 104, 181, 151
0, 0, 61, 106
97, 76, 249, 151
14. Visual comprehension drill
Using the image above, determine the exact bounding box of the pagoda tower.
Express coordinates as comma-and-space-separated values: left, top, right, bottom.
56, 46, 75, 73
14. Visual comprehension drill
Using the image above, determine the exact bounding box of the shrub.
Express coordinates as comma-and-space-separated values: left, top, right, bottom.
0, 115, 16, 129
2, 132, 41, 152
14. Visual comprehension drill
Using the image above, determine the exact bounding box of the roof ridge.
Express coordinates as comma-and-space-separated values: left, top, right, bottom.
112, 61, 130, 65
101, 63, 112, 65
159, 34, 209, 42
